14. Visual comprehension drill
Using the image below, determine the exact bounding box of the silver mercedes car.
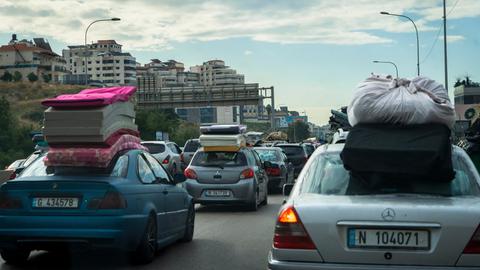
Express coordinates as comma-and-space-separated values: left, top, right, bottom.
268, 143, 480, 269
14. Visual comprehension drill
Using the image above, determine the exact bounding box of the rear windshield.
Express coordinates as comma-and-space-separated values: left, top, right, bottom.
19, 154, 128, 178
300, 151, 480, 197
191, 151, 247, 167
143, 143, 165, 154
255, 149, 280, 162
279, 146, 304, 156
184, 140, 201, 152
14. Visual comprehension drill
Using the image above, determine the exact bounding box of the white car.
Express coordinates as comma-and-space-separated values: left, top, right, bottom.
141, 141, 182, 175
269, 143, 480, 269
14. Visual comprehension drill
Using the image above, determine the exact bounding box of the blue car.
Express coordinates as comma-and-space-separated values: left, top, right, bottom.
0, 150, 194, 265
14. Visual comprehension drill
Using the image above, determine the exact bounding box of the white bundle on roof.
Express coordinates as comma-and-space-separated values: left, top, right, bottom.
348, 75, 455, 128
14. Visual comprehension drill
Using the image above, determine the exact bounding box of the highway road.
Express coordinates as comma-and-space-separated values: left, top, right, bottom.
0, 195, 284, 270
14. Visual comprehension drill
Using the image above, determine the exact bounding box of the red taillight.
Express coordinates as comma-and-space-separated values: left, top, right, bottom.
0, 194, 22, 209
88, 191, 127, 209
240, 168, 255, 179
464, 226, 480, 254
184, 168, 197, 180
162, 155, 170, 164
8, 172, 16, 180
273, 206, 316, 249
266, 167, 281, 176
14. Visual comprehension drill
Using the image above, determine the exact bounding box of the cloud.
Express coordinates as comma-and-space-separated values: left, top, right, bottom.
244, 50, 253, 56
440, 35, 465, 43
0, 0, 477, 51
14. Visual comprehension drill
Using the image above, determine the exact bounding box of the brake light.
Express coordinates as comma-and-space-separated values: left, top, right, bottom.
266, 167, 281, 176
0, 194, 22, 209
184, 168, 197, 180
273, 206, 316, 249
240, 168, 255, 179
8, 172, 16, 180
464, 225, 480, 254
88, 191, 127, 209
162, 155, 170, 164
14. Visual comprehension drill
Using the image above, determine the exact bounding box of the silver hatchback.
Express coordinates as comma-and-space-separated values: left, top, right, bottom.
269, 144, 480, 269
184, 147, 268, 211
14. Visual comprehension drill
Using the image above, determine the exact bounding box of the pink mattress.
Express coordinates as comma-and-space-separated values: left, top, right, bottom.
45, 134, 147, 168
42, 86, 136, 108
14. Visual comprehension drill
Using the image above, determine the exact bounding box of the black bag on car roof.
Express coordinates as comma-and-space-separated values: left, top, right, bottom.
340, 123, 454, 183
200, 125, 246, 135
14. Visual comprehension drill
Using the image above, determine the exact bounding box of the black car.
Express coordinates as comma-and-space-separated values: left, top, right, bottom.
275, 144, 309, 178
254, 147, 294, 192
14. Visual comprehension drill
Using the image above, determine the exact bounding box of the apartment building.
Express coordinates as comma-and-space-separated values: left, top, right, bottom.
62, 40, 136, 86
0, 34, 67, 83
190, 60, 244, 86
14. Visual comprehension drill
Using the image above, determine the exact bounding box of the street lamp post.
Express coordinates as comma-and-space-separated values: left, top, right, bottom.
84, 17, 121, 85
373, 60, 399, 78
380, 11, 419, 76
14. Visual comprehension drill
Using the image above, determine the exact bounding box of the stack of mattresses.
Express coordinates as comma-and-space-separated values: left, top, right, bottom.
41, 86, 146, 168
199, 125, 247, 152
341, 75, 456, 186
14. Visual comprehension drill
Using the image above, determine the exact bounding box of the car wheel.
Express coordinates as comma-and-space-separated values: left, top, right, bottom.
131, 214, 157, 265
247, 190, 259, 211
1, 249, 30, 265
261, 191, 268, 206
180, 204, 195, 242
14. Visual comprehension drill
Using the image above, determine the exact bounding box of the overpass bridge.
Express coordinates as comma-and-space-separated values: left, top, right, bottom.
136, 83, 276, 128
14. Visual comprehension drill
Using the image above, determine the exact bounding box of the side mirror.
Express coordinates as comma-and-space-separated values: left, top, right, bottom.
263, 161, 272, 168
173, 173, 186, 184
14, 167, 25, 175
283, 183, 294, 197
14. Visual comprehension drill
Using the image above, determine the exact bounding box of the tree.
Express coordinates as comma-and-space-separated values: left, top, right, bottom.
1, 71, 13, 82
136, 109, 180, 141
27, 72, 38, 82
287, 121, 310, 142
13, 71, 22, 82
171, 122, 200, 146
42, 74, 51, 83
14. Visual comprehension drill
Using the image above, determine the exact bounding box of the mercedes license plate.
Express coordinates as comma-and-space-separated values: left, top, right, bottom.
32, 197, 79, 208
348, 228, 429, 250
205, 190, 230, 197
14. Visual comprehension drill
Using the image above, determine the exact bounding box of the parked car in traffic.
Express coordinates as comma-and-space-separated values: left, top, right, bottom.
181, 139, 201, 170
141, 141, 182, 175
275, 143, 309, 178
254, 147, 294, 192
184, 147, 268, 211
0, 150, 194, 265
269, 143, 480, 269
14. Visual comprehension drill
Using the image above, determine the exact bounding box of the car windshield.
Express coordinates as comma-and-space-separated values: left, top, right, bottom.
142, 143, 165, 154
300, 151, 480, 197
255, 149, 280, 162
191, 151, 247, 167
184, 140, 201, 152
278, 146, 304, 156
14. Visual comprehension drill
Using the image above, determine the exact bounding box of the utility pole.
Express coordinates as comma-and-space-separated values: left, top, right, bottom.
443, 0, 449, 92
270, 86, 276, 130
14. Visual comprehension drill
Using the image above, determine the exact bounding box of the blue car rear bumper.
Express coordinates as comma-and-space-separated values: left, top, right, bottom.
0, 214, 148, 251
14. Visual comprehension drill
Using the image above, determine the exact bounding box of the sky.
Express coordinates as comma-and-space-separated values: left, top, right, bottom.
0, 0, 479, 125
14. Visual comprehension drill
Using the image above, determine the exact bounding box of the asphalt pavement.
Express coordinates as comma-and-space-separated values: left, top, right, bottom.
0, 194, 284, 270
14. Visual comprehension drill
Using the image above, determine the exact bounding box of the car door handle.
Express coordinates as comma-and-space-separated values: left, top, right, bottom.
162, 190, 169, 195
